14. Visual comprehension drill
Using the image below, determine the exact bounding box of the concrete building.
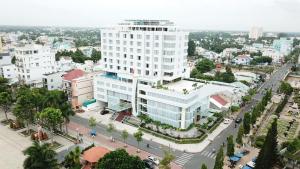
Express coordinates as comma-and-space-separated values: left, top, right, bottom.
233, 55, 252, 65
56, 56, 75, 72
94, 20, 247, 129
262, 48, 284, 63
42, 71, 65, 90
15, 44, 56, 86
234, 71, 259, 84
249, 27, 263, 40
71, 72, 97, 109
272, 38, 293, 55
1, 64, 18, 84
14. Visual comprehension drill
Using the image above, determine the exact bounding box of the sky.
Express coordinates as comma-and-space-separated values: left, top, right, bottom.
0, 0, 300, 32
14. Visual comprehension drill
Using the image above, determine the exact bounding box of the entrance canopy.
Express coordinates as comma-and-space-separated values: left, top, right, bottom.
107, 102, 132, 112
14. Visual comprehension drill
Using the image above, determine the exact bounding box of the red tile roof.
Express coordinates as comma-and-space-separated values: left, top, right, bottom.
211, 95, 228, 106
63, 69, 84, 81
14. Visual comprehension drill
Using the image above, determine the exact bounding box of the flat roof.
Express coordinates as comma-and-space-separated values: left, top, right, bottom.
164, 80, 204, 93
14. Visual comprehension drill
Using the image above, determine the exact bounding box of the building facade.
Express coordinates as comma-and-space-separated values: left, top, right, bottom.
249, 27, 263, 40
42, 71, 65, 90
94, 20, 247, 129
15, 44, 56, 86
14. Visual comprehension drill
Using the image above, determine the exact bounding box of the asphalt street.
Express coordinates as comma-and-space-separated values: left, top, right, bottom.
69, 63, 292, 169
185, 63, 292, 169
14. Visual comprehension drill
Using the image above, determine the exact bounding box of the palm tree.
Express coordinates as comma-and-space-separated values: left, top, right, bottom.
60, 103, 75, 134
63, 146, 81, 169
23, 142, 59, 169
121, 129, 129, 147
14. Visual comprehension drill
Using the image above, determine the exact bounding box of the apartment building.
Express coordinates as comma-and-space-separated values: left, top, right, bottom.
42, 71, 65, 90
249, 27, 263, 40
94, 20, 247, 129
15, 44, 56, 86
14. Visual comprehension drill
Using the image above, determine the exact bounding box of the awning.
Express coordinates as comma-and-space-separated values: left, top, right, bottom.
229, 156, 241, 162
83, 146, 110, 163
107, 102, 131, 112
247, 161, 255, 168
234, 153, 244, 158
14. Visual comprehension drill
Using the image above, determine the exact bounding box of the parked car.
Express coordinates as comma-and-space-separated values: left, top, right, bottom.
148, 155, 159, 165
235, 117, 242, 123
143, 159, 155, 169
100, 109, 109, 115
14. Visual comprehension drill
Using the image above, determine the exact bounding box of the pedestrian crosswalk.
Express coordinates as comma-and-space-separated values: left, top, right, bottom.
200, 150, 217, 159
175, 153, 194, 167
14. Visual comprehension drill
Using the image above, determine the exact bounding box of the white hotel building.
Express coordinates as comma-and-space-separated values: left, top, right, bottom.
94, 20, 247, 129
15, 44, 56, 86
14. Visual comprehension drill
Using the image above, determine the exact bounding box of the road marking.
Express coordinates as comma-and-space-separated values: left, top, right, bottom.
200, 150, 217, 159
175, 153, 194, 166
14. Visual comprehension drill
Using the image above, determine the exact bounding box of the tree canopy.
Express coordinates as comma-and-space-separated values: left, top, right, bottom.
188, 40, 196, 56
97, 149, 145, 169
23, 142, 58, 169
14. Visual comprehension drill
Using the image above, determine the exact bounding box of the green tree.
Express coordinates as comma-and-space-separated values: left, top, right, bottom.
121, 129, 129, 147
60, 103, 75, 134
97, 149, 145, 169
236, 126, 244, 145
0, 77, 9, 93
63, 146, 81, 169
188, 40, 196, 56
0, 91, 12, 121
159, 150, 175, 169
23, 142, 59, 169
279, 81, 293, 95
13, 92, 35, 133
201, 164, 208, 169
243, 112, 251, 135
107, 123, 115, 141
255, 118, 278, 169
213, 146, 224, 169
133, 130, 143, 152
227, 135, 235, 156
196, 58, 215, 73
91, 49, 101, 63
37, 108, 63, 143
88, 117, 97, 130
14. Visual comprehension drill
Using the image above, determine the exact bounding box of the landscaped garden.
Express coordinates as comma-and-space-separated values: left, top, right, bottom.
260, 116, 299, 142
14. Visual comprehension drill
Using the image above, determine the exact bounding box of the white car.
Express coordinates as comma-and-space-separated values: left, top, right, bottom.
148, 155, 159, 165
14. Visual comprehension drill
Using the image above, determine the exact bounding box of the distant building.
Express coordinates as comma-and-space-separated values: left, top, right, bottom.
56, 56, 75, 72
1, 64, 18, 84
234, 72, 259, 84
233, 55, 252, 65
249, 27, 263, 40
262, 48, 283, 63
272, 38, 293, 55
15, 44, 56, 86
42, 71, 65, 90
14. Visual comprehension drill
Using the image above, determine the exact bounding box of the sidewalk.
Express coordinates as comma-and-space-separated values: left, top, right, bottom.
68, 121, 182, 169
77, 111, 233, 153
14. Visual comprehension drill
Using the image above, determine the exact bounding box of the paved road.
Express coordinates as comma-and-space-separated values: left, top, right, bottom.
185, 63, 292, 169
69, 63, 292, 169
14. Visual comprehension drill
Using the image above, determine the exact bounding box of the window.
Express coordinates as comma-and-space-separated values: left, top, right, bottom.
130, 34, 134, 39
145, 50, 150, 54
123, 34, 127, 38
145, 70, 149, 75
155, 35, 159, 40
130, 41, 133, 46
124, 54, 127, 58
137, 34, 142, 39
109, 33, 112, 37
123, 41, 127, 45
137, 42, 142, 46
138, 56, 141, 60
146, 35, 150, 39
146, 63, 149, 68
154, 50, 159, 55
164, 35, 176, 41
130, 55, 133, 59
146, 42, 150, 47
